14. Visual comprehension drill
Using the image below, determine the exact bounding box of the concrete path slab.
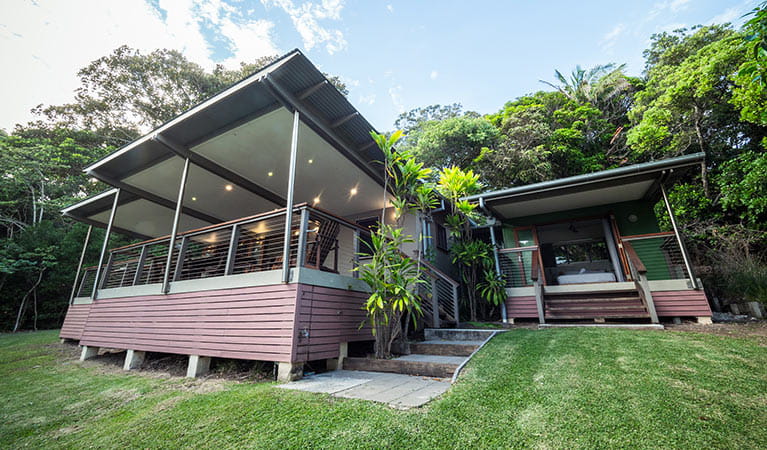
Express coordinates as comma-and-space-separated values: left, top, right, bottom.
278, 370, 450, 409
419, 339, 485, 346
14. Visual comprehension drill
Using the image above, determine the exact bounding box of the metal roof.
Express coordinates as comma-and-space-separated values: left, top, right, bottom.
466, 153, 705, 203
84, 49, 384, 186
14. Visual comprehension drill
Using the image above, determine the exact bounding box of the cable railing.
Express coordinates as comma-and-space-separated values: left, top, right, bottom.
620, 232, 691, 281
418, 260, 460, 327
91, 205, 370, 295
498, 246, 539, 288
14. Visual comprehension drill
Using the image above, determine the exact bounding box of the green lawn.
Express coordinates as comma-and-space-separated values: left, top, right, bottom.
1, 328, 766, 449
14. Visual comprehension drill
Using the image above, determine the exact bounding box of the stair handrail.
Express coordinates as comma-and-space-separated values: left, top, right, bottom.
624, 241, 659, 323
416, 255, 461, 327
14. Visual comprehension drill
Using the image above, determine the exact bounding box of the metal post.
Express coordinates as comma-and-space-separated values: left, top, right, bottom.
282, 110, 300, 283
660, 183, 698, 289
163, 157, 191, 293
489, 226, 508, 323
224, 224, 240, 276
452, 283, 460, 326
431, 277, 440, 328
133, 245, 148, 286
69, 225, 92, 304
296, 208, 309, 268
172, 236, 189, 282
352, 229, 360, 279
92, 190, 120, 299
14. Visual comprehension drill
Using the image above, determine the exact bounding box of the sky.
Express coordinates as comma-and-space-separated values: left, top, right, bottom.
0, 0, 759, 133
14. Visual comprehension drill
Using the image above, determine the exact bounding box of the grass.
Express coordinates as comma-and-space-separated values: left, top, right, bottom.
1, 328, 766, 449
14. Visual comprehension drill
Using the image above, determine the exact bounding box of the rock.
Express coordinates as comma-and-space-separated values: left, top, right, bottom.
712, 312, 750, 323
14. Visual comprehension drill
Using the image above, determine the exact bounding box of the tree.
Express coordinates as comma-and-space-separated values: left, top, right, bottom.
408, 116, 500, 173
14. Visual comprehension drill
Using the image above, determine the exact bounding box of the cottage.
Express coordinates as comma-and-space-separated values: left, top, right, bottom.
60, 50, 711, 381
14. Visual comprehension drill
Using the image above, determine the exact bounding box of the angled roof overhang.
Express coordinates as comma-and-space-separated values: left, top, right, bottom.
466, 153, 705, 220
64, 50, 389, 238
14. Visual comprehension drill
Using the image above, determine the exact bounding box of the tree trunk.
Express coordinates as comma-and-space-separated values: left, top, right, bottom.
33, 288, 38, 331
13, 270, 45, 332
692, 106, 709, 197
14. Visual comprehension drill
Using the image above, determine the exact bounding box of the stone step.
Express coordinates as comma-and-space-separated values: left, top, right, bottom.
546, 304, 646, 312
424, 328, 496, 342
343, 355, 460, 378
410, 340, 482, 356
545, 288, 638, 296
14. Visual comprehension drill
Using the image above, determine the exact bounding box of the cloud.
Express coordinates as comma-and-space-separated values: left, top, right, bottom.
600, 23, 625, 51
669, 0, 690, 13
386, 4, 393, 13
261, 0, 347, 54
0, 0, 280, 130
709, 2, 755, 27
388, 84, 404, 113
430, 70, 438, 80
358, 93, 376, 105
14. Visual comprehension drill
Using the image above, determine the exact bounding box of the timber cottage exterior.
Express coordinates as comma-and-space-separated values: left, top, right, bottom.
60, 50, 711, 380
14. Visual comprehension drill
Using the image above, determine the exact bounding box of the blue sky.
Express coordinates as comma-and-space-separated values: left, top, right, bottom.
0, 0, 757, 132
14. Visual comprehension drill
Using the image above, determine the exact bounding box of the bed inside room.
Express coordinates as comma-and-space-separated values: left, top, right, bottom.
537, 218, 626, 285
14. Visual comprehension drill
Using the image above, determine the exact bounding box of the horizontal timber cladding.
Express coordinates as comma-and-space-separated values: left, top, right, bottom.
651, 289, 712, 317
506, 296, 539, 319
79, 284, 299, 362
60, 304, 92, 340
292, 284, 373, 363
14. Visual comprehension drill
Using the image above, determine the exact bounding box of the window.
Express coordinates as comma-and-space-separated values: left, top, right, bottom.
435, 224, 448, 251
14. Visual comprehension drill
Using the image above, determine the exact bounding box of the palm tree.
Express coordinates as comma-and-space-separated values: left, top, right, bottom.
541, 63, 630, 107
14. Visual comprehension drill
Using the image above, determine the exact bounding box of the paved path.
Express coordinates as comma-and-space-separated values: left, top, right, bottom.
277, 370, 451, 409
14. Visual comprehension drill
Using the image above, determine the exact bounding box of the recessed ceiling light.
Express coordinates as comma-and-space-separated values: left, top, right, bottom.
225, 184, 233, 191
191, 196, 197, 201
350, 187, 358, 196
308, 159, 313, 164
268, 171, 273, 177
313, 196, 320, 204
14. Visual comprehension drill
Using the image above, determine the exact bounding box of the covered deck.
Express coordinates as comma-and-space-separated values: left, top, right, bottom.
59, 50, 459, 379
468, 154, 713, 324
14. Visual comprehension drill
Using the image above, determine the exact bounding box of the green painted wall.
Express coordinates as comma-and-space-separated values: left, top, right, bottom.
499, 199, 675, 282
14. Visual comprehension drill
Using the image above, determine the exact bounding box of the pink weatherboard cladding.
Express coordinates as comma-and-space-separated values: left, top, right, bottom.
62, 283, 372, 363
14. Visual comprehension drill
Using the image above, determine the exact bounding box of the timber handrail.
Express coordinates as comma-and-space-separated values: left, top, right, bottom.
623, 241, 659, 323
621, 231, 675, 241
623, 241, 647, 273
530, 251, 540, 282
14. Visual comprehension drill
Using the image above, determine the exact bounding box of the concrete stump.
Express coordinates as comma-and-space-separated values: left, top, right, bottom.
123, 349, 146, 370
186, 355, 211, 378
80, 346, 99, 361
277, 362, 303, 382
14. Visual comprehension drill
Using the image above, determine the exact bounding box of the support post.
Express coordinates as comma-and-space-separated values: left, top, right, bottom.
352, 229, 360, 278
489, 226, 508, 323
431, 277, 440, 328
224, 224, 240, 276
532, 255, 545, 324
186, 355, 211, 378
452, 283, 460, 325
172, 236, 189, 282
163, 157, 191, 294
638, 271, 659, 324
277, 362, 303, 382
295, 208, 309, 268
92, 190, 120, 299
123, 349, 146, 370
80, 345, 99, 361
282, 110, 300, 283
133, 245, 148, 286
660, 183, 698, 289
69, 225, 92, 304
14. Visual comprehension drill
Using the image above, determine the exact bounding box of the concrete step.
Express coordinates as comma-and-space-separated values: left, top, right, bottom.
424, 328, 495, 342
344, 355, 461, 378
545, 288, 638, 296
410, 340, 482, 356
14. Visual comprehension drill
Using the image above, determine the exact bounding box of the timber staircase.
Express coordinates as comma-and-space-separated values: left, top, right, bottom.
544, 287, 651, 320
